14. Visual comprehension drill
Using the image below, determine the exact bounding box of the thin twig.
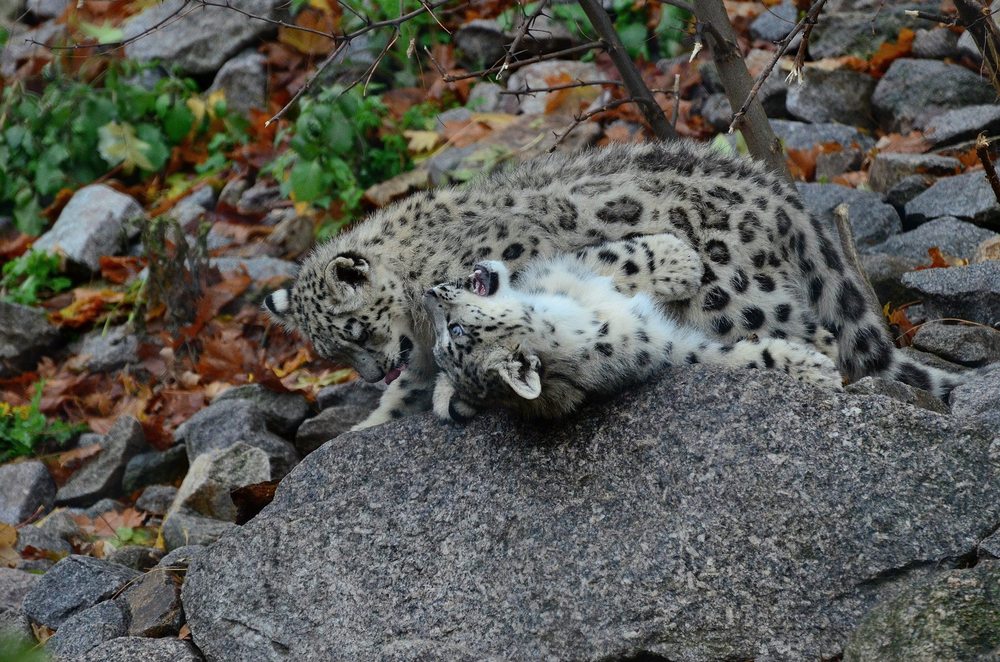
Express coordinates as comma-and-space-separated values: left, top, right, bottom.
904, 9, 959, 25
267, 41, 348, 126
548, 96, 636, 153
976, 133, 1000, 204
670, 73, 681, 129
439, 41, 604, 82
833, 203, 883, 329
500, 78, 623, 95
31, 0, 195, 50
728, 0, 828, 133
499, 0, 551, 79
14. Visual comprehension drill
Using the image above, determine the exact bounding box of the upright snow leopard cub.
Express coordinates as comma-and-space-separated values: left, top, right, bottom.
424, 250, 843, 421
265, 141, 961, 429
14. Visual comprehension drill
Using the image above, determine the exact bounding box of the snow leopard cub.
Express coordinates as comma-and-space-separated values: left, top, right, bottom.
424, 249, 842, 421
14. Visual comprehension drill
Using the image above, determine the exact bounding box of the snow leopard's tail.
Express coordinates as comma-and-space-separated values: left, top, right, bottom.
781, 183, 962, 401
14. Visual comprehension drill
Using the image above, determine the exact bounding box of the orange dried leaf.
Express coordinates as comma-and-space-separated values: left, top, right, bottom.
177, 271, 252, 341
45, 443, 103, 485
869, 28, 914, 77
916, 246, 951, 270
50, 288, 125, 327
883, 303, 917, 347
99, 256, 145, 284
786, 145, 820, 181
278, 6, 339, 55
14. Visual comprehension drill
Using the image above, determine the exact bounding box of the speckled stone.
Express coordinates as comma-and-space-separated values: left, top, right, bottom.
182, 369, 1000, 661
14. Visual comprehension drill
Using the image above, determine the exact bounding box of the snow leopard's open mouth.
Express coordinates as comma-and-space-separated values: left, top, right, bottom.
384, 336, 414, 385
384, 364, 406, 385
471, 264, 499, 297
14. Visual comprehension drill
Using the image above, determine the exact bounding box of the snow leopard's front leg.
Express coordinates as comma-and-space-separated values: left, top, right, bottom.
432, 373, 479, 423
351, 371, 434, 430
574, 233, 703, 300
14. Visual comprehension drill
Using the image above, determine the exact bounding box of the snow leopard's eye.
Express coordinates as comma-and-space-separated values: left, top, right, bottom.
449, 323, 465, 338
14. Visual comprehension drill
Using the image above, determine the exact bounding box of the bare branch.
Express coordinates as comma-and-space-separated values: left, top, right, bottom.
499, 0, 551, 79
904, 9, 959, 25
976, 133, 1000, 205
548, 96, 636, 153
953, 0, 1000, 96
439, 41, 604, 82
266, 40, 348, 126
670, 73, 681, 129
500, 79, 623, 95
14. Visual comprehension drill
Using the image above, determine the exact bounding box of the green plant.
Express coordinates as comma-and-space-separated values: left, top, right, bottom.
0, 632, 48, 662
0, 64, 248, 236
0, 383, 85, 463
0, 250, 72, 305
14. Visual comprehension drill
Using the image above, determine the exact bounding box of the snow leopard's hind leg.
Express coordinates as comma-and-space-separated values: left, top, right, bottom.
572, 233, 703, 300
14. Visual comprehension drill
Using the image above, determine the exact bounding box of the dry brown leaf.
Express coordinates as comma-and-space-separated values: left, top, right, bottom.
277, 6, 340, 55
0, 523, 19, 568
73, 506, 147, 538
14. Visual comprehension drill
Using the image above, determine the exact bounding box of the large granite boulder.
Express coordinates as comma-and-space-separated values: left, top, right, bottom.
182, 369, 1000, 661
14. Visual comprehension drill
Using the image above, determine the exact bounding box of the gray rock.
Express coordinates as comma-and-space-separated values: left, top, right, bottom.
924, 105, 1000, 148
301, 381, 383, 453
507, 60, 602, 115
913, 321, 1000, 367
949, 365, 1000, 429
120, 571, 183, 637
859, 252, 922, 306
435, 107, 473, 127
210, 256, 296, 282
810, 8, 913, 59
214, 384, 310, 439
122, 444, 189, 494
171, 186, 216, 229
0, 568, 39, 609
0, 461, 55, 525
797, 183, 902, 247
45, 599, 127, 662
843, 562, 1000, 660
867, 152, 961, 193
983, 531, 1000, 559
26, 0, 67, 19
135, 485, 178, 516
181, 369, 1000, 661
911, 27, 961, 59
865, 217, 998, 261
22, 555, 140, 628
906, 171, 1000, 227
106, 546, 162, 572
902, 261, 1000, 327
885, 174, 932, 211
168, 442, 271, 524
236, 181, 281, 217
750, 0, 798, 42
871, 59, 996, 133
0, 301, 61, 377
0, 22, 65, 78
815, 148, 864, 181
901, 346, 971, 374
161, 511, 236, 552
175, 399, 299, 478
699, 93, 732, 132
56, 417, 148, 507
33, 184, 143, 273
844, 376, 949, 413
33, 510, 81, 544
14, 525, 72, 558
123, 0, 282, 74
770, 119, 874, 151
79, 636, 202, 662
0, 606, 33, 644
156, 544, 204, 570
71, 497, 125, 520
467, 82, 516, 114
208, 50, 266, 116
454, 19, 507, 67
77, 327, 140, 373
786, 68, 877, 129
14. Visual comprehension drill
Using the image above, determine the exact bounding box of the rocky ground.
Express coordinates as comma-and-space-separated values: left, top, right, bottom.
1, 0, 1000, 660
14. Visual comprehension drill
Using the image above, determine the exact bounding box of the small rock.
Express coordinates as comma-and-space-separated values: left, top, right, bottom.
923, 104, 1000, 148
435, 107, 473, 127
135, 485, 178, 517
885, 174, 932, 211
33, 510, 81, 544
0, 22, 65, 78
843, 562, 1000, 660
865, 217, 998, 262
296, 408, 366, 456
749, 0, 798, 43
949, 365, 1000, 429
316, 380, 383, 411
14, 525, 72, 558
170, 442, 270, 523
797, 183, 902, 247
901, 261, 1000, 327
976, 236, 1000, 263
236, 180, 281, 216
0, 461, 56, 525
123, 0, 283, 74
867, 152, 961, 193
699, 93, 732, 132
160, 511, 236, 552
210, 256, 297, 282
911, 27, 961, 59
454, 19, 508, 67
217, 177, 248, 209
0, 606, 33, 644
26, 0, 68, 19
786, 68, 877, 129
871, 59, 996, 133
208, 50, 266, 116
507, 60, 602, 115
214, 383, 311, 439
80, 636, 202, 662
859, 253, 922, 306
22, 555, 140, 628
467, 82, 516, 114
175, 400, 299, 478
770, 119, 874, 151
913, 321, 1000, 368
0, 568, 39, 609
106, 546, 162, 572
810, 9, 912, 59
171, 186, 216, 229
122, 445, 189, 495
76, 327, 140, 373
815, 149, 864, 181
120, 571, 183, 637
0, 301, 62, 377
56, 417, 148, 508
266, 211, 313, 259
156, 544, 205, 570
901, 346, 970, 374
906, 171, 1000, 227
33, 185, 144, 274
44, 599, 127, 662
845, 376, 949, 414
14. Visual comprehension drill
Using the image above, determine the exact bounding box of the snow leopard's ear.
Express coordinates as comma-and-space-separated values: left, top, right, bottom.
497, 351, 542, 400
325, 254, 370, 305
263, 289, 290, 319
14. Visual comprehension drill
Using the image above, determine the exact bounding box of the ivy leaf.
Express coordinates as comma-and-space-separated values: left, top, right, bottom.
163, 102, 195, 143
289, 158, 329, 203
98, 121, 155, 173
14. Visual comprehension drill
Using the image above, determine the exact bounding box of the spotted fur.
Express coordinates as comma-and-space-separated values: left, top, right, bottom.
425, 255, 843, 420
265, 141, 961, 428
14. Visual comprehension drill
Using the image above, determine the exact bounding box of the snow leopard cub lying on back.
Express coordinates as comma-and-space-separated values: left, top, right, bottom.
424, 244, 842, 421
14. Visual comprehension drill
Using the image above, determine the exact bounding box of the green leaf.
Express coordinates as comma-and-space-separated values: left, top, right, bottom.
616, 22, 649, 59
289, 158, 329, 203
163, 102, 194, 143
136, 123, 170, 170
98, 121, 155, 173
78, 21, 124, 44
